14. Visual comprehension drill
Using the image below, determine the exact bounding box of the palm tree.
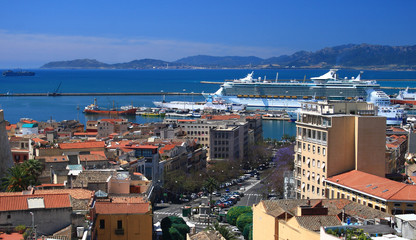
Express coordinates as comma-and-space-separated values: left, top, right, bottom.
23, 159, 43, 186
204, 177, 218, 227
1, 159, 43, 192
1, 164, 29, 192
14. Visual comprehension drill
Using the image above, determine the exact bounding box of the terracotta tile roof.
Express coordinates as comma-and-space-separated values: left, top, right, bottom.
31, 137, 48, 144
94, 202, 150, 214
326, 170, 416, 201
21, 119, 37, 124
59, 141, 105, 149
36, 183, 65, 188
79, 154, 107, 162
0, 193, 71, 211
33, 189, 93, 200
159, 144, 176, 154
202, 114, 241, 120
295, 215, 341, 232
0, 232, 24, 240
73, 132, 98, 136
90, 151, 106, 157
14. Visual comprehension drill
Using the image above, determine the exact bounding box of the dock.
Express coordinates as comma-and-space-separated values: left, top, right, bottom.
0, 92, 203, 97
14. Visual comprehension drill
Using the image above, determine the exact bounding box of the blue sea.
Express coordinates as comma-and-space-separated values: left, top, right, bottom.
1, 69, 416, 140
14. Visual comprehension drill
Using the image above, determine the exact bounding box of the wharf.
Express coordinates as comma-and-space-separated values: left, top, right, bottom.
0, 92, 203, 97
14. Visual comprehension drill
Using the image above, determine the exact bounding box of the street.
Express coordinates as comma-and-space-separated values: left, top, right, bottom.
153, 174, 270, 233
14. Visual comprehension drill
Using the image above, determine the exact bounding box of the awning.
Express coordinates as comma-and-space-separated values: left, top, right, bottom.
316, 175, 320, 181
306, 172, 310, 178
302, 183, 305, 189
322, 163, 326, 169
307, 158, 311, 164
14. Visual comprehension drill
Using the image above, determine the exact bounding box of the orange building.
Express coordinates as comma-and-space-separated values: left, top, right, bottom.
91, 201, 152, 240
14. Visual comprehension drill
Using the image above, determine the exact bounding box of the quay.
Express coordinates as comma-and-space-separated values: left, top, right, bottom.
0, 92, 203, 97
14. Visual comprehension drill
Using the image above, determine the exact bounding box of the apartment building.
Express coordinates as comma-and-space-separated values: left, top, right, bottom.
326, 170, 416, 215
294, 101, 386, 199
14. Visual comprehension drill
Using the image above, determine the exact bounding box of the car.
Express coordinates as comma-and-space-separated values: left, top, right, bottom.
256, 176, 260, 180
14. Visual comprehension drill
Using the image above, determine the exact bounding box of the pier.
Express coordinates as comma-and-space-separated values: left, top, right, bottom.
0, 92, 203, 97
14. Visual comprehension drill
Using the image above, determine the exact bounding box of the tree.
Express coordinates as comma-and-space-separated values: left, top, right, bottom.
2, 164, 29, 192
236, 212, 253, 232
243, 223, 253, 240
226, 206, 252, 226
1, 159, 43, 192
211, 222, 237, 240
161, 216, 189, 240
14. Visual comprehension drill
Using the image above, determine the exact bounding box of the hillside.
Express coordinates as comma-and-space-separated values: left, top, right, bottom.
40, 44, 416, 70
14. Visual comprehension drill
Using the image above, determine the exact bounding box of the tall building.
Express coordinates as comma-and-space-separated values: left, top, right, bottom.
0, 110, 13, 179
294, 101, 386, 199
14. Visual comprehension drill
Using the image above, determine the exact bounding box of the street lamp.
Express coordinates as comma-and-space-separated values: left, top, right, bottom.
30, 212, 36, 240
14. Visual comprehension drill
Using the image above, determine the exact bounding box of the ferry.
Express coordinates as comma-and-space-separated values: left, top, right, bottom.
202, 70, 380, 109
367, 90, 406, 125
391, 87, 416, 106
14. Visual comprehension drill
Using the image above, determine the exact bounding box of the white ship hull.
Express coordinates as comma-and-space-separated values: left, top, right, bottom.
153, 101, 245, 111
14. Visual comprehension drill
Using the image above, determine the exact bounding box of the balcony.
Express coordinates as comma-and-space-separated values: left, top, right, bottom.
115, 229, 124, 235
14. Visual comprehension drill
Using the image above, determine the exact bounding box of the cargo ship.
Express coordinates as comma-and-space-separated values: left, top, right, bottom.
2, 70, 35, 76
202, 70, 380, 109
83, 99, 137, 115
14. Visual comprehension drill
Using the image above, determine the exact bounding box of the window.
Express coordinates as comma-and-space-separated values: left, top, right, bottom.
317, 187, 320, 194
312, 186, 315, 193
317, 160, 320, 168
322, 132, 327, 142
100, 219, 105, 229
117, 220, 123, 229
394, 203, 401, 207
323, 148, 326, 156
312, 159, 315, 167
303, 143, 306, 150
368, 203, 373, 208
312, 145, 316, 154
308, 144, 311, 151
318, 147, 321, 154
307, 184, 310, 191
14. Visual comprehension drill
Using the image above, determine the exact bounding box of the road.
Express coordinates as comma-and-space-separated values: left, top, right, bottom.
153, 174, 270, 233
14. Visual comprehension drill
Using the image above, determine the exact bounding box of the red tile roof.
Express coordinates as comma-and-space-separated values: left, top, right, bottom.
79, 154, 107, 162
326, 170, 416, 201
33, 189, 93, 200
59, 141, 105, 149
90, 151, 106, 157
159, 144, 176, 154
94, 202, 150, 214
202, 114, 241, 120
31, 138, 48, 145
0, 193, 71, 211
73, 132, 98, 136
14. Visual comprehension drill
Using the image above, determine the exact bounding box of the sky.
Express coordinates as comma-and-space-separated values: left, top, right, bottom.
0, 0, 415, 68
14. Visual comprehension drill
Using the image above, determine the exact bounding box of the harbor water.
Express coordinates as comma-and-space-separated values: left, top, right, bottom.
1, 69, 416, 140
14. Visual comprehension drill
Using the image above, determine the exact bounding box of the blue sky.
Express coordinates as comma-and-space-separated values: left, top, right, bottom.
0, 0, 415, 67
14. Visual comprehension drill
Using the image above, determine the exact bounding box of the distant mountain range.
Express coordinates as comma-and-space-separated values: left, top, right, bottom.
41, 43, 416, 70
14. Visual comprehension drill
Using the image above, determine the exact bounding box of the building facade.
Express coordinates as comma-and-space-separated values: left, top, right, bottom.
294, 101, 386, 199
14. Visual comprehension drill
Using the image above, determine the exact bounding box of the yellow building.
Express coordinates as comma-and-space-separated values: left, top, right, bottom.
253, 199, 391, 240
294, 101, 386, 199
92, 201, 153, 240
326, 170, 416, 215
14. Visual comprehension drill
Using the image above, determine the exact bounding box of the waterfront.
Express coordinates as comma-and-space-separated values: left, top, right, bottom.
1, 69, 415, 140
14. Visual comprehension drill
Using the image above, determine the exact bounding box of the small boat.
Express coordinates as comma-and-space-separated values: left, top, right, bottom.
83, 98, 137, 115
